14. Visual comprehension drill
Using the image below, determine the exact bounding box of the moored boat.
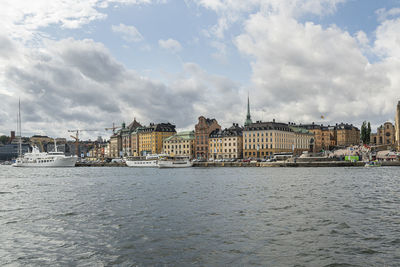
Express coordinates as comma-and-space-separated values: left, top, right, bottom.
125, 154, 161, 167
12, 146, 77, 167
157, 155, 193, 168
364, 161, 381, 167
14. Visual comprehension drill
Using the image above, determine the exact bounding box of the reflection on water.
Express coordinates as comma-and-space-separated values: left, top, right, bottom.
0, 166, 399, 266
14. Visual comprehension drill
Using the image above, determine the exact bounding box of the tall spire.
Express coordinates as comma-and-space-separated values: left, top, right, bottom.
245, 93, 252, 126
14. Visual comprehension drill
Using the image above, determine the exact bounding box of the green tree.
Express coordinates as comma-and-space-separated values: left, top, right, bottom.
360, 121, 367, 144
366, 122, 371, 144
0, 135, 10, 145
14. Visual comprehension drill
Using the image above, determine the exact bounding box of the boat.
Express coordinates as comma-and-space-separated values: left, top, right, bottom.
125, 154, 160, 167
12, 146, 78, 167
364, 161, 381, 167
157, 155, 193, 168
11, 99, 77, 167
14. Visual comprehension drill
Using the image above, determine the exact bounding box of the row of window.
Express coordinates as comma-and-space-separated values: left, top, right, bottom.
164, 144, 191, 149
209, 148, 237, 153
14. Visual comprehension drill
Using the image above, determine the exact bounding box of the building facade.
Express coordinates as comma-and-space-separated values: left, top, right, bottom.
194, 116, 221, 159
289, 125, 314, 155
109, 134, 122, 158
209, 123, 243, 160
243, 121, 295, 158
370, 122, 396, 146
335, 123, 360, 147
298, 123, 359, 151
138, 123, 176, 155
163, 131, 195, 159
121, 118, 142, 157
396, 101, 400, 151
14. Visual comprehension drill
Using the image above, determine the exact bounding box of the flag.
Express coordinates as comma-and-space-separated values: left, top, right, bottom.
320, 115, 324, 119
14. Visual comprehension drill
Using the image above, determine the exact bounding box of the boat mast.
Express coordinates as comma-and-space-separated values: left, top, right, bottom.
54, 137, 58, 152
18, 98, 22, 158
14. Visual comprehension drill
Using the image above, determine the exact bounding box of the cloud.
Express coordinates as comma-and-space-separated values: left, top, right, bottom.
112, 23, 144, 42
233, 11, 399, 125
193, 0, 346, 38
376, 7, 400, 22
158, 38, 182, 53
0, 36, 243, 139
0, 0, 161, 41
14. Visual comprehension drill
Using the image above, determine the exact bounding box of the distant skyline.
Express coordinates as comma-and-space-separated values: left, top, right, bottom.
1, 0, 400, 140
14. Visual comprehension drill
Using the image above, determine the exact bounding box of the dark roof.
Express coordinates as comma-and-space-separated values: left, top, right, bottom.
139, 122, 176, 133
244, 121, 292, 132
210, 123, 243, 138
128, 118, 142, 131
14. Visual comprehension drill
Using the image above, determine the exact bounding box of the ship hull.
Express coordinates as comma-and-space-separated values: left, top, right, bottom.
12, 157, 77, 167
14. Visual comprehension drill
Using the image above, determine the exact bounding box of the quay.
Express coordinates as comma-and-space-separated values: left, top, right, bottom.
74, 161, 400, 167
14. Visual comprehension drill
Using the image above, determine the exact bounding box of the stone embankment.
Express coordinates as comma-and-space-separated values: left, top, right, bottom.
74, 160, 400, 167
193, 161, 400, 167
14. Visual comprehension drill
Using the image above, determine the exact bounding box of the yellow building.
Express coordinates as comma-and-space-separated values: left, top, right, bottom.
163, 131, 195, 159
243, 121, 314, 158
243, 121, 294, 158
138, 123, 176, 155
209, 123, 243, 159
109, 134, 121, 158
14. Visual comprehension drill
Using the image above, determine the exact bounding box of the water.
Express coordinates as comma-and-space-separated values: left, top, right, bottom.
1, 166, 399, 266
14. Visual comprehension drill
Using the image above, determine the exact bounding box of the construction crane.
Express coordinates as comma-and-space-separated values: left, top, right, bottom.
68, 129, 98, 157
105, 123, 122, 134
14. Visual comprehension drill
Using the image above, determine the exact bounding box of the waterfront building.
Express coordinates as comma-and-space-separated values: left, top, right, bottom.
289, 125, 315, 155
335, 123, 360, 147
209, 123, 243, 160
0, 143, 30, 161
295, 123, 331, 152
163, 131, 195, 159
396, 101, 400, 151
138, 123, 176, 156
194, 116, 221, 159
109, 133, 122, 158
296, 123, 359, 151
370, 122, 396, 146
121, 118, 142, 157
243, 120, 294, 158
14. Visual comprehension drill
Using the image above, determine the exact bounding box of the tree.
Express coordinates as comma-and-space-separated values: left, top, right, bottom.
367, 122, 371, 144
0, 135, 10, 145
361, 121, 367, 144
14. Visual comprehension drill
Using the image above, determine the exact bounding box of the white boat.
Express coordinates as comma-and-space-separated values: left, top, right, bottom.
157, 156, 193, 168
12, 146, 78, 167
125, 154, 160, 167
11, 100, 77, 168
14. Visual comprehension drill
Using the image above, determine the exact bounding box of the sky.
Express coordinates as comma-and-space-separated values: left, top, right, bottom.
1, 0, 400, 140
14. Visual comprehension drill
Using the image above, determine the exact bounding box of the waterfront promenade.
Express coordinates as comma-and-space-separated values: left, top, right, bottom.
75, 160, 400, 167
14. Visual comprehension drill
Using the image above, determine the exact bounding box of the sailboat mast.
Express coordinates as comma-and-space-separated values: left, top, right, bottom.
18, 99, 22, 157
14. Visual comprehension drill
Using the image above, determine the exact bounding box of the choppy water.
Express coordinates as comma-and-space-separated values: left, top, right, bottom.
1, 166, 399, 266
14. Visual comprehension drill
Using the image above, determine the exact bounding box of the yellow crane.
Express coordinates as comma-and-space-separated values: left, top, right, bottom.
67, 129, 98, 157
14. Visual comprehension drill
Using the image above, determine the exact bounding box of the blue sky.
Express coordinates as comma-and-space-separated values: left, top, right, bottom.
1, 0, 400, 139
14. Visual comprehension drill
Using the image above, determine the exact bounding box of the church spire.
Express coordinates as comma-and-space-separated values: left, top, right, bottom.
245, 93, 252, 126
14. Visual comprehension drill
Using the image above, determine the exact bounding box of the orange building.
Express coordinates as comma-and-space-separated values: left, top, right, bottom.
194, 116, 221, 159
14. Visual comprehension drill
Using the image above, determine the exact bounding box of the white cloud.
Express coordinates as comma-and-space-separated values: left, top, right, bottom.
158, 38, 182, 53
376, 7, 400, 22
233, 11, 399, 125
0, 36, 242, 138
112, 23, 144, 42
0, 0, 161, 41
